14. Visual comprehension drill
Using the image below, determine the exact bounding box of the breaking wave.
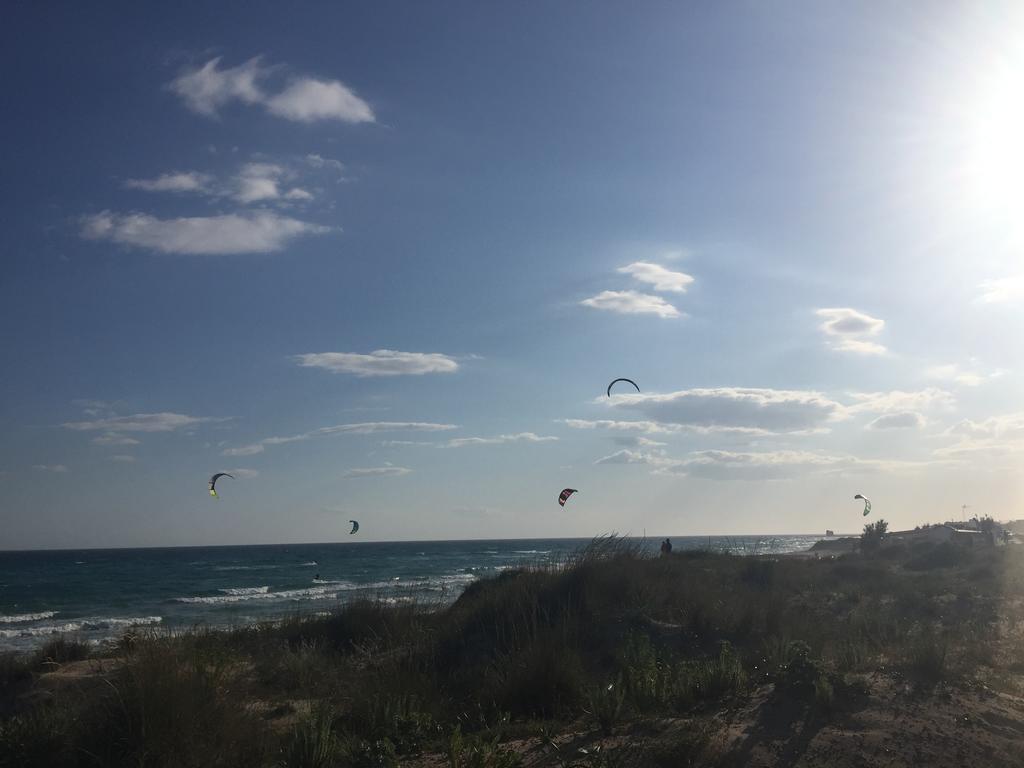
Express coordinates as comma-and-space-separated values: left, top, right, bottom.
0, 611, 58, 624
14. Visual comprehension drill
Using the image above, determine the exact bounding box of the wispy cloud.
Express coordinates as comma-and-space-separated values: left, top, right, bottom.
170, 57, 374, 124
223, 422, 458, 456
64, 412, 219, 432
593, 447, 916, 480
446, 433, 558, 448
91, 433, 141, 446
305, 154, 346, 176
978, 275, 1024, 304
846, 388, 954, 416
560, 419, 679, 434
81, 211, 330, 255
617, 262, 694, 293
265, 78, 374, 123
225, 468, 259, 479
925, 363, 1003, 387
32, 464, 68, 473
295, 350, 459, 377
169, 57, 265, 115
816, 308, 886, 355
610, 435, 667, 447
935, 412, 1024, 460
125, 171, 213, 193
604, 387, 844, 434
342, 466, 412, 478
125, 162, 318, 206
234, 162, 286, 203
580, 290, 681, 318
865, 411, 925, 430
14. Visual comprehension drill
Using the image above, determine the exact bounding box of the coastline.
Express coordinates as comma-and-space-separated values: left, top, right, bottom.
4, 535, 1024, 766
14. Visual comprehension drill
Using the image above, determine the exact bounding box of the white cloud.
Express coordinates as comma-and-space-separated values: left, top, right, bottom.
122, 162, 318, 206
617, 262, 694, 293
925, 363, 1002, 387
672, 449, 851, 481
866, 411, 925, 430
342, 466, 412, 478
446, 433, 558, 448
234, 162, 285, 203
611, 435, 667, 447
125, 172, 213, 193
170, 57, 374, 124
580, 290, 681, 318
560, 419, 679, 434
295, 350, 459, 376
110, 455, 136, 463
846, 388, 955, 415
91, 433, 141, 446
816, 308, 886, 355
169, 57, 266, 116
594, 449, 654, 466
606, 387, 844, 433
222, 422, 457, 456
946, 413, 1024, 441
305, 154, 345, 173
32, 464, 68, 473
81, 211, 329, 255
935, 413, 1024, 460
978, 275, 1024, 304
64, 412, 218, 432
594, 448, 913, 481
266, 78, 374, 123
225, 468, 259, 479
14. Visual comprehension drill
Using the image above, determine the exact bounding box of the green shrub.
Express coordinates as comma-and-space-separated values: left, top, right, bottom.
30, 637, 90, 669
446, 724, 521, 768
343, 736, 399, 768
585, 680, 625, 736
739, 559, 776, 589
347, 692, 441, 755
905, 542, 964, 571
279, 705, 339, 768
904, 627, 948, 685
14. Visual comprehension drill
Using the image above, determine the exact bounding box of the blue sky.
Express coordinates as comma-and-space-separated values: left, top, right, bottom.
4, 2, 1024, 549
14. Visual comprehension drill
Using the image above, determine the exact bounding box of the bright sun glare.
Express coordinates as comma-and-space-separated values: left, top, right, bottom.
964, 54, 1024, 226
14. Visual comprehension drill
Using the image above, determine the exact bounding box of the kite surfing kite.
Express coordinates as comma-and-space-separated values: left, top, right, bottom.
606, 378, 640, 397
558, 488, 578, 507
208, 472, 234, 498
349, 520, 360, 535
854, 494, 872, 517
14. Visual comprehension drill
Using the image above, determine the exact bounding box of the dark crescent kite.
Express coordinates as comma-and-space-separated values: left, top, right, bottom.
606, 378, 640, 397
854, 494, 872, 517
209, 472, 234, 498
558, 488, 578, 507
349, 520, 360, 535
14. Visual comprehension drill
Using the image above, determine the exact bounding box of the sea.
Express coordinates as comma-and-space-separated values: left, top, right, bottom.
0, 535, 827, 653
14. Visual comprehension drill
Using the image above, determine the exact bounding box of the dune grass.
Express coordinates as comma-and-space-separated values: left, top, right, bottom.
0, 536, 1018, 766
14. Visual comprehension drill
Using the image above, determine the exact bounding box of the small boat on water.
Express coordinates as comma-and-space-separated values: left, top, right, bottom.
825, 529, 835, 537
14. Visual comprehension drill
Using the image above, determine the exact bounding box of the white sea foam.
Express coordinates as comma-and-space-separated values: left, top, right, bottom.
0, 616, 161, 639
213, 564, 283, 571
218, 586, 270, 596
174, 586, 340, 605
0, 611, 58, 624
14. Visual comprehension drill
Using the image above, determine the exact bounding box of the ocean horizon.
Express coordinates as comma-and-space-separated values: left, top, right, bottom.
0, 534, 836, 652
